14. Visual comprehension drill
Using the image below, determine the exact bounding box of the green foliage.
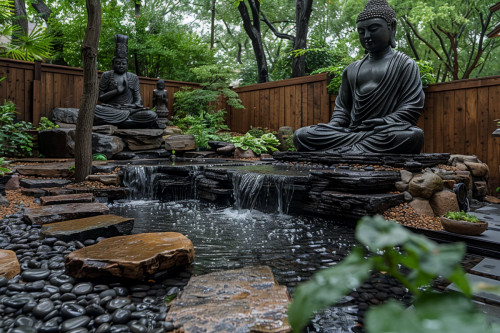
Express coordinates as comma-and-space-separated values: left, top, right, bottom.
1, 26, 53, 61
175, 111, 229, 149
0, 157, 11, 176
36, 117, 59, 131
288, 215, 500, 333
416, 60, 436, 87
246, 126, 273, 138
286, 135, 296, 152
444, 211, 480, 223
164, 294, 177, 304
0, 101, 33, 157
68, 165, 75, 173
92, 153, 107, 161
230, 132, 279, 155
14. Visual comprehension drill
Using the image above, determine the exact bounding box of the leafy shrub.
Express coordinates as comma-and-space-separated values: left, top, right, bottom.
0, 101, 34, 157
175, 111, 230, 149
246, 126, 274, 138
37, 117, 59, 131
288, 215, 500, 333
0, 157, 10, 176
286, 135, 297, 152
230, 133, 280, 155
416, 60, 436, 87
444, 211, 480, 223
92, 153, 107, 161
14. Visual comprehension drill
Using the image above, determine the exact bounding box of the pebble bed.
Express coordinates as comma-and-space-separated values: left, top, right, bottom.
0, 213, 188, 333
383, 203, 444, 231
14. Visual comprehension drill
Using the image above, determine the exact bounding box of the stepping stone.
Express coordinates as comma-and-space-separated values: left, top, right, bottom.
20, 178, 72, 189
41, 193, 94, 206
71, 187, 130, 201
447, 273, 500, 305
85, 174, 120, 186
41, 215, 134, 242
16, 162, 74, 178
65, 232, 194, 280
0, 249, 20, 279
24, 202, 109, 225
167, 266, 290, 333
471, 258, 500, 279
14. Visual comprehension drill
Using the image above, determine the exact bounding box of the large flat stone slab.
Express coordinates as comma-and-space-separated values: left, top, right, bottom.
167, 266, 291, 333
17, 162, 75, 177
65, 232, 194, 280
310, 169, 400, 193
0, 250, 20, 279
41, 214, 134, 242
24, 202, 109, 225
165, 135, 196, 151
447, 273, 500, 305
115, 129, 166, 151
471, 258, 500, 279
41, 193, 94, 206
20, 178, 72, 189
273, 152, 451, 169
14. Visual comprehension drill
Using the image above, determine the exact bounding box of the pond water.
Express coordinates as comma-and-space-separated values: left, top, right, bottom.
110, 199, 359, 332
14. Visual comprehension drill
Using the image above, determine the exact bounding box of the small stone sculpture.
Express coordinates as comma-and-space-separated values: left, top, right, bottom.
153, 79, 169, 125
94, 34, 165, 129
293, 0, 424, 154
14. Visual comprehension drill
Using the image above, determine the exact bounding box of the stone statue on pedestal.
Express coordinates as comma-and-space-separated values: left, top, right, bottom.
153, 79, 169, 126
94, 34, 165, 129
293, 0, 424, 154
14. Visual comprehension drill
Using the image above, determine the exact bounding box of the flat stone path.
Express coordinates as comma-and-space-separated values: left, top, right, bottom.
16, 162, 75, 178
24, 202, 109, 225
41, 193, 94, 206
167, 266, 291, 333
41, 214, 134, 241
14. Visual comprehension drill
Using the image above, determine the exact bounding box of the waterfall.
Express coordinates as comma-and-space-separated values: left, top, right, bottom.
122, 165, 159, 199
232, 172, 295, 214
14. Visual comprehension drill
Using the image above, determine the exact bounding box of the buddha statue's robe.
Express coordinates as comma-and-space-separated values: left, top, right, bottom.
94, 71, 159, 129
293, 51, 425, 154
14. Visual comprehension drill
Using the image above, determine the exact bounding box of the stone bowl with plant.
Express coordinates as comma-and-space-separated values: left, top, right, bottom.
440, 211, 488, 236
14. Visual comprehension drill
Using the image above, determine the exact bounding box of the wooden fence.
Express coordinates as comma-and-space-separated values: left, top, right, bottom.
0, 58, 198, 124
1, 58, 499, 192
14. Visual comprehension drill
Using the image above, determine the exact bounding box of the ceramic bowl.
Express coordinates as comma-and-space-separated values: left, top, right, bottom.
440, 216, 488, 236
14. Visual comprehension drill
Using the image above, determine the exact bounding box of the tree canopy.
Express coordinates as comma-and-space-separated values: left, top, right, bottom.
1, 0, 499, 84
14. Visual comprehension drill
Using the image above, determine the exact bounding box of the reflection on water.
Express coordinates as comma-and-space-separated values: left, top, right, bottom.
110, 200, 358, 332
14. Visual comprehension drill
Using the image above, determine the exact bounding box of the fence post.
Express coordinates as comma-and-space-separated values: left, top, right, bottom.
32, 61, 42, 126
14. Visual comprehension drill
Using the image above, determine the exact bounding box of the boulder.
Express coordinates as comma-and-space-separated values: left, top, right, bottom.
85, 174, 120, 186
165, 135, 196, 151
409, 198, 435, 217
24, 202, 109, 225
464, 161, 489, 178
408, 172, 443, 199
448, 154, 480, 166
65, 232, 194, 280
167, 266, 290, 333
41, 214, 134, 242
90, 133, 125, 159
429, 190, 459, 217
0, 249, 20, 279
163, 127, 182, 138
234, 147, 257, 159
5, 174, 19, 190
41, 193, 94, 206
400, 170, 413, 183
115, 129, 166, 151
277, 126, 294, 151
49, 108, 80, 124
39, 128, 75, 158
474, 181, 488, 198
0, 194, 8, 206
395, 181, 408, 192
216, 143, 235, 155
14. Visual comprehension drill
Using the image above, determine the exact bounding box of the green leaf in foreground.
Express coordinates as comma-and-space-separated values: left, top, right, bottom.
288, 247, 372, 333
366, 293, 500, 333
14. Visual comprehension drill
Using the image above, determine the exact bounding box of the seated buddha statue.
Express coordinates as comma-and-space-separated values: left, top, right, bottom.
94, 34, 164, 129
293, 0, 424, 154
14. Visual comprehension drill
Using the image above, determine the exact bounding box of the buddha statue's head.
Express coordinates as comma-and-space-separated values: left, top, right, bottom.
112, 34, 129, 75
156, 79, 165, 90
356, 0, 397, 54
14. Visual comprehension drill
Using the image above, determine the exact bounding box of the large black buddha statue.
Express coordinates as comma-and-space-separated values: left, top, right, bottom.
293, 0, 424, 154
94, 35, 164, 129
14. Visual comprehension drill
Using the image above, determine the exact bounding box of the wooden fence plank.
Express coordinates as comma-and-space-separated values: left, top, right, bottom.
294, 85, 302, 131
313, 81, 322, 125
279, 87, 285, 129
453, 89, 466, 154
301, 84, 308, 127
478, 87, 489, 165
464, 89, 478, 155
488, 85, 500, 191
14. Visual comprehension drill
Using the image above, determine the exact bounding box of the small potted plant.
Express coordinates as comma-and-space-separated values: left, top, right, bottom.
440, 211, 488, 236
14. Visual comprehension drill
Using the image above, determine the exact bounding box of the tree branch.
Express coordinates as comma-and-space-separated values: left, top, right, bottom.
261, 11, 295, 41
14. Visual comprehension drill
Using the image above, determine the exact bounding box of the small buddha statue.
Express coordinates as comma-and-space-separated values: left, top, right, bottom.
153, 79, 169, 125
293, 0, 424, 154
94, 34, 165, 129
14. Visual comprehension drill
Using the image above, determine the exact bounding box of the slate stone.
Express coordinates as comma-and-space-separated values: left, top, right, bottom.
92, 125, 117, 136
164, 135, 196, 151
20, 178, 72, 189
310, 169, 400, 193
41, 193, 94, 206
92, 134, 125, 159
65, 232, 194, 280
166, 266, 290, 333
24, 202, 109, 225
41, 215, 134, 242
471, 258, 500, 278
85, 174, 120, 186
447, 273, 500, 305
115, 129, 166, 151
0, 249, 20, 279
21, 188, 48, 198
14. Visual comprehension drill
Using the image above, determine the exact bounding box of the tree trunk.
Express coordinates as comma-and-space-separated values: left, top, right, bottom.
238, 0, 268, 83
291, 0, 313, 77
74, 0, 102, 182
12, 0, 28, 37
210, 0, 216, 49
30, 0, 52, 22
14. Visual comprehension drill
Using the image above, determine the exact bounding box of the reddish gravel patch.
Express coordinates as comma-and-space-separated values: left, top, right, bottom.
383, 204, 443, 231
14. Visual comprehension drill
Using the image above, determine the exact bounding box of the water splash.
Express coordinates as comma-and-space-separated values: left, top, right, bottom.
122, 165, 159, 199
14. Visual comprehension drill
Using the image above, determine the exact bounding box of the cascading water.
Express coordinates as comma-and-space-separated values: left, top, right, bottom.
231, 172, 295, 214
122, 165, 159, 199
